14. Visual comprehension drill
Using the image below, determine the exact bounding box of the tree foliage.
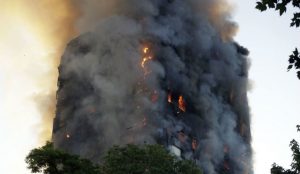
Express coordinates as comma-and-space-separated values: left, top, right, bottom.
26, 142, 202, 174
25, 141, 100, 174
102, 144, 201, 174
270, 125, 300, 174
256, 0, 300, 79
271, 163, 295, 174
288, 48, 300, 79
256, 0, 300, 26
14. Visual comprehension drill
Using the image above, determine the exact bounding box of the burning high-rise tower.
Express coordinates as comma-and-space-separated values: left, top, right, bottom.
52, 0, 252, 173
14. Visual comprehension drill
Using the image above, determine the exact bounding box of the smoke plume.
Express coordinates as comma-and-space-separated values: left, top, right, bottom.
0, 1, 79, 172
53, 0, 252, 174
26, 0, 78, 143
21, 0, 79, 143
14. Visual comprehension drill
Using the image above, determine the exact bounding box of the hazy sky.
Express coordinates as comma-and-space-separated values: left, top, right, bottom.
0, 1, 300, 174
232, 1, 300, 173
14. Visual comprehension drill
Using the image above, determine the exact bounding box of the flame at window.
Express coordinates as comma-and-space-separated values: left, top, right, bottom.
178, 95, 186, 112
143, 47, 149, 54
141, 46, 152, 69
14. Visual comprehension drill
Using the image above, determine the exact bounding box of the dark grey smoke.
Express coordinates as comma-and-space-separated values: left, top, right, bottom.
52, 0, 252, 173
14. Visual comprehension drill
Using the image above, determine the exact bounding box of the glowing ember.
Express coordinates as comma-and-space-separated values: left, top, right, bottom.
168, 93, 172, 103
178, 95, 186, 112
143, 47, 149, 54
141, 46, 153, 70
141, 56, 152, 68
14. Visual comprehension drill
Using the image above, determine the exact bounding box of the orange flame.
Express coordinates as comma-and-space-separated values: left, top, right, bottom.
143, 47, 149, 54
141, 56, 152, 68
178, 95, 186, 112
141, 46, 153, 70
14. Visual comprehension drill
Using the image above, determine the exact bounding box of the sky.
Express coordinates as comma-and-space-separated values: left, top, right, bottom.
0, 1, 299, 174
232, 0, 300, 173
0, 12, 41, 174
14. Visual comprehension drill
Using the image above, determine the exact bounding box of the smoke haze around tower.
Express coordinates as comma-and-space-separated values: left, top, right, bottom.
52, 0, 252, 174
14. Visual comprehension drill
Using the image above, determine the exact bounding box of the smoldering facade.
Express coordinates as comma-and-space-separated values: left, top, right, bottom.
52, 0, 252, 173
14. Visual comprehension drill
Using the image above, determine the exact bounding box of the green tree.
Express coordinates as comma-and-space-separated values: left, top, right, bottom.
256, 0, 300, 79
270, 125, 300, 174
102, 144, 201, 174
26, 142, 202, 174
25, 141, 101, 174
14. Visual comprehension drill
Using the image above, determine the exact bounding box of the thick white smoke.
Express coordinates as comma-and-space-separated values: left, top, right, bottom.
53, 0, 252, 174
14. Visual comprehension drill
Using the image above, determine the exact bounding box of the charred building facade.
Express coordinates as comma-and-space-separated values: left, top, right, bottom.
52, 0, 252, 174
